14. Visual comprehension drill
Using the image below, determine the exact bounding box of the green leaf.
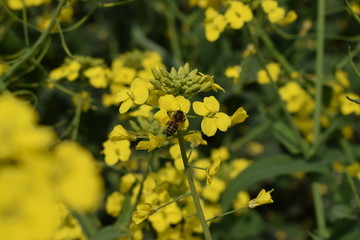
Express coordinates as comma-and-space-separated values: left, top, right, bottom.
271, 121, 301, 154
89, 225, 129, 240
221, 154, 330, 210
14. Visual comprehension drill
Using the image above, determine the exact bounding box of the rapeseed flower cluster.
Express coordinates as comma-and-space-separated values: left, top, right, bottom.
0, 93, 103, 240
190, 0, 297, 42
6, 0, 51, 10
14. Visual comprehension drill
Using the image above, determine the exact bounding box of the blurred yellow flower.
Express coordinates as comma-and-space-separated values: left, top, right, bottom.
257, 62, 281, 84
339, 93, 360, 115
193, 96, 231, 136
102, 139, 131, 164
225, 65, 242, 84
106, 192, 125, 217
53, 141, 104, 212
204, 8, 227, 42
84, 66, 111, 88
225, 1, 253, 29
279, 81, 314, 115
248, 189, 274, 208
116, 78, 149, 113
202, 177, 226, 203
335, 70, 350, 88
132, 203, 157, 224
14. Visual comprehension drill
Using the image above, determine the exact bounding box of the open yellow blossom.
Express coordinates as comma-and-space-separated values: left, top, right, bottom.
110, 124, 137, 141
230, 107, 248, 127
193, 96, 231, 137
248, 189, 274, 208
224, 1, 253, 29
102, 139, 131, 165
204, 8, 227, 42
132, 203, 157, 224
154, 94, 190, 128
116, 78, 149, 113
279, 81, 314, 115
136, 134, 165, 152
225, 65, 242, 84
206, 158, 221, 185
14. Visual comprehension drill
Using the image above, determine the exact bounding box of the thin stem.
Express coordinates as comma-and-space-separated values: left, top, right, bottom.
164, 0, 182, 66
206, 206, 248, 222
177, 130, 212, 240
156, 193, 192, 211
311, 182, 328, 238
0, 0, 68, 90
312, 0, 325, 154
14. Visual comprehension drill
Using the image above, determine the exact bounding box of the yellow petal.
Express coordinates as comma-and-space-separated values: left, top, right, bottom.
201, 117, 217, 137
193, 101, 209, 116
154, 109, 171, 126
174, 96, 191, 113
116, 90, 129, 102
159, 95, 176, 111
119, 98, 133, 114
204, 96, 219, 113
215, 112, 231, 131
131, 78, 149, 104
230, 107, 248, 127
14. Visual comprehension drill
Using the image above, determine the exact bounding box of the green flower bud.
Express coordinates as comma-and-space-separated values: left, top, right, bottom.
151, 68, 162, 80
150, 79, 162, 89
159, 67, 169, 77
200, 81, 212, 92
178, 66, 186, 78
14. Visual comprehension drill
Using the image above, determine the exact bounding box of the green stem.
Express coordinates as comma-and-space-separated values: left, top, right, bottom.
177, 130, 212, 240
206, 206, 248, 222
311, 182, 328, 238
164, 0, 182, 66
156, 193, 192, 211
312, 0, 325, 156
0, 0, 67, 90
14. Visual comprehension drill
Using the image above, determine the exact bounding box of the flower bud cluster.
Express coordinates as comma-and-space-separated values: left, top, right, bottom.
150, 63, 215, 98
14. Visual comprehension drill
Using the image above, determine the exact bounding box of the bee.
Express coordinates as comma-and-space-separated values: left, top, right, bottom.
166, 110, 186, 137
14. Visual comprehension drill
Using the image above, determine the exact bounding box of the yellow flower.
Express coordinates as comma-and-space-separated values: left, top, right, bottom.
340, 93, 360, 115
233, 191, 250, 209
335, 70, 350, 88
202, 177, 226, 203
279, 81, 314, 115
184, 132, 207, 148
224, 1, 253, 29
116, 78, 149, 113
0, 93, 54, 159
169, 144, 198, 170
84, 66, 110, 88
102, 139, 131, 165
210, 146, 229, 161
106, 192, 125, 217
206, 158, 221, 185
225, 65, 242, 84
129, 105, 153, 118
278, 10, 298, 26
132, 203, 157, 224
154, 94, 190, 127
230, 107, 248, 127
204, 7, 227, 42
135, 134, 165, 152
53, 141, 104, 212
193, 96, 231, 137
109, 124, 137, 141
248, 189, 274, 208
120, 173, 138, 193
242, 44, 256, 57
229, 158, 252, 179
257, 62, 281, 84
